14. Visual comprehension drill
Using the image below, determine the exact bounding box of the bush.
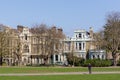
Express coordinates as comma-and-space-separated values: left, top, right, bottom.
26, 63, 53, 67
117, 60, 120, 66
82, 59, 112, 67
67, 54, 84, 66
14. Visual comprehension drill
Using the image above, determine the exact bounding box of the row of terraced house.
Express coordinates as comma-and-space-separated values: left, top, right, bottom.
0, 24, 107, 66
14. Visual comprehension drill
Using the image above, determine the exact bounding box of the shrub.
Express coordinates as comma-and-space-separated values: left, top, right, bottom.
82, 59, 112, 67
117, 60, 120, 66
66, 54, 84, 66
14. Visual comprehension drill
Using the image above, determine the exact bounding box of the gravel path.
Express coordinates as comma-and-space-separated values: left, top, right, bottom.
0, 71, 120, 76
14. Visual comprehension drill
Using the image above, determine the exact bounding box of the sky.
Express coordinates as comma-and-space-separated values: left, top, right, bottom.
0, 0, 120, 36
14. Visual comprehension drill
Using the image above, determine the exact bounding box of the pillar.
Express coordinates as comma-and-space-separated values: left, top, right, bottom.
58, 55, 61, 62
99, 54, 102, 59
53, 54, 56, 64
81, 42, 83, 50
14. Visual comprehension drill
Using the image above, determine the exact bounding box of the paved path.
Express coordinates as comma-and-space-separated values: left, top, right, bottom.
0, 72, 120, 76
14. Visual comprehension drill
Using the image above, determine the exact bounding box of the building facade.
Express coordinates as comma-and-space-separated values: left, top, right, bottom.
63, 28, 95, 59
17, 25, 66, 65
62, 27, 107, 61
89, 50, 106, 59
0, 24, 108, 66
0, 24, 66, 65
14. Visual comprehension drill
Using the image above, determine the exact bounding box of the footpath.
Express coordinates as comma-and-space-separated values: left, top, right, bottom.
0, 71, 120, 76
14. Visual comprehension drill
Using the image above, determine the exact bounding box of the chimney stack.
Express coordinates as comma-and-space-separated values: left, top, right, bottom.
17, 25, 24, 32
89, 27, 93, 38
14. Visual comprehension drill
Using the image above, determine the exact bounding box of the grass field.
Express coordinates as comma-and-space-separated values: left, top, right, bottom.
0, 74, 119, 80
0, 67, 120, 73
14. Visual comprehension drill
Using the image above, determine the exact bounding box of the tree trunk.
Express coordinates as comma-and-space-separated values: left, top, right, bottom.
0, 56, 2, 66
44, 56, 48, 65
113, 58, 117, 66
112, 53, 117, 66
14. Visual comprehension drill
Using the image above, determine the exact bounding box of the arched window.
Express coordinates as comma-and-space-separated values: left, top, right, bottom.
23, 45, 29, 53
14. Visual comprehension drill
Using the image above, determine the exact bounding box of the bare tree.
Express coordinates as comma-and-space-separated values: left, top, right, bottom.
31, 24, 48, 65
13, 35, 22, 66
31, 24, 65, 65
0, 31, 7, 66
47, 27, 65, 65
71, 41, 75, 67
93, 31, 105, 50
103, 12, 120, 66
0, 25, 11, 66
0, 27, 23, 66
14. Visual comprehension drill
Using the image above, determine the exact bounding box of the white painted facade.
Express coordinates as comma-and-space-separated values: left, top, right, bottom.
89, 50, 106, 59
63, 29, 93, 59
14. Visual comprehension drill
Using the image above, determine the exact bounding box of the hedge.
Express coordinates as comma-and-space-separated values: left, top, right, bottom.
82, 59, 112, 67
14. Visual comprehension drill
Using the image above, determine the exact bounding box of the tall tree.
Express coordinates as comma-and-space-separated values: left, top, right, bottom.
13, 35, 22, 66
103, 12, 120, 66
93, 31, 105, 50
0, 25, 10, 66
31, 24, 48, 64
31, 24, 65, 65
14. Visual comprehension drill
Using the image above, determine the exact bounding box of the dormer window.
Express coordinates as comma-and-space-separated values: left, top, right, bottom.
79, 33, 82, 38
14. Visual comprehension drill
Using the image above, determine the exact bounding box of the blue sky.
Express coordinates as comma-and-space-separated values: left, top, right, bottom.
0, 0, 120, 36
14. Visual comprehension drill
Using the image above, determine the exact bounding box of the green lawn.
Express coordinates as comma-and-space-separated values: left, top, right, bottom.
0, 74, 119, 80
0, 67, 120, 73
